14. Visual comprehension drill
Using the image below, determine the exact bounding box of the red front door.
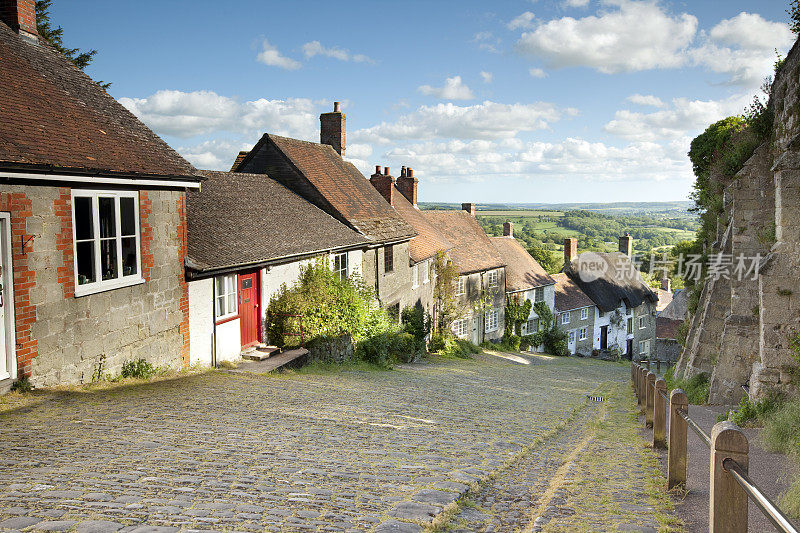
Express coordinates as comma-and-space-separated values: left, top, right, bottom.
238, 272, 260, 348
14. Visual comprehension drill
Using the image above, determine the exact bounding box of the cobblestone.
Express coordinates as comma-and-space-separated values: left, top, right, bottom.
0, 355, 667, 531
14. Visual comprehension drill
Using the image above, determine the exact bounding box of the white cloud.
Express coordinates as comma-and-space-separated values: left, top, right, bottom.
418, 76, 476, 100
563, 0, 590, 7
689, 12, 794, 86
474, 31, 501, 53
480, 71, 493, 83
352, 101, 574, 144
626, 94, 665, 108
508, 12, 536, 30
301, 41, 375, 63
604, 93, 752, 141
256, 39, 301, 70
529, 68, 547, 78
119, 90, 320, 139
178, 139, 254, 171
515, 1, 697, 74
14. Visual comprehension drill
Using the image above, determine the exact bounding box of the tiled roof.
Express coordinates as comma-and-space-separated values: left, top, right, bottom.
389, 188, 452, 262
0, 23, 200, 181
238, 134, 416, 244
423, 211, 504, 274
657, 316, 683, 340
490, 236, 554, 292
660, 289, 688, 321
187, 171, 369, 273
564, 252, 658, 313
655, 288, 673, 312
230, 151, 249, 172
551, 273, 595, 312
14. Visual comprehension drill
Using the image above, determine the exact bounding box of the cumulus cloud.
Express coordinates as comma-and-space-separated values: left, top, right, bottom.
119, 90, 320, 139
508, 12, 536, 30
689, 12, 794, 86
256, 39, 301, 70
480, 71, 493, 83
301, 41, 375, 63
564, 0, 590, 6
603, 93, 752, 141
529, 67, 547, 78
626, 94, 665, 108
352, 101, 575, 144
178, 139, 255, 171
418, 76, 475, 100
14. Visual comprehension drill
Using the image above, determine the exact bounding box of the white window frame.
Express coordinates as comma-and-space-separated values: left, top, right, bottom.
525, 318, 538, 334
627, 317, 634, 335
580, 307, 589, 320
487, 270, 499, 288
485, 309, 499, 333
456, 276, 466, 296
639, 339, 651, 355
333, 252, 348, 280
568, 330, 576, 343
215, 273, 238, 321
412, 263, 419, 289
639, 316, 646, 329
561, 312, 570, 325
72, 189, 143, 297
452, 318, 468, 338
579, 326, 587, 340
534, 287, 544, 303
423, 259, 430, 284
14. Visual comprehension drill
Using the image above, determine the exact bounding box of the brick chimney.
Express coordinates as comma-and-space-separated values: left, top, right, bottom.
396, 167, 418, 206
564, 238, 577, 267
619, 233, 633, 258
462, 203, 476, 216
320, 101, 345, 157
503, 222, 513, 237
370, 165, 394, 204
661, 274, 671, 293
1, 0, 38, 38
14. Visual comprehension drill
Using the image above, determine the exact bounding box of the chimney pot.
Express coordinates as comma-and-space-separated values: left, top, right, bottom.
375, 165, 381, 174
661, 275, 671, 293
564, 238, 577, 267
462, 203, 476, 216
333, 101, 341, 112
384, 166, 390, 176
400, 166, 406, 177
619, 234, 633, 258
408, 168, 414, 177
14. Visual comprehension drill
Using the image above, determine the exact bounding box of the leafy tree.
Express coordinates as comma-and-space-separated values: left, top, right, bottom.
433, 251, 461, 331
35, 0, 110, 88
526, 241, 561, 274
790, 0, 800, 34
528, 302, 568, 356
504, 298, 532, 337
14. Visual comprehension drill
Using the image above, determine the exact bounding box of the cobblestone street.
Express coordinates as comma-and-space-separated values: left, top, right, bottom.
0, 354, 678, 532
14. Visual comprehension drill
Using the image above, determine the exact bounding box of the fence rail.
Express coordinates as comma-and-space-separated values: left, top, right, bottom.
631, 362, 799, 533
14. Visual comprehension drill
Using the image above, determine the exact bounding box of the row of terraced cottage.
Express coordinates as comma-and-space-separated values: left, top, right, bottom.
0, 1, 658, 388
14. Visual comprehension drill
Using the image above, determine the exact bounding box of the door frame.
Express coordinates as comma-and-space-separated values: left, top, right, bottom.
600, 325, 608, 350
237, 270, 261, 349
0, 213, 16, 382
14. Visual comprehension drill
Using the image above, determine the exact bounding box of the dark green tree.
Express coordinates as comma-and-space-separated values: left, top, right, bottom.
789, 0, 800, 33
35, 0, 110, 88
526, 241, 561, 274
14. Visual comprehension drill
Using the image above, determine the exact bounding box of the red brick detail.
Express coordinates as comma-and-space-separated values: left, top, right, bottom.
54, 188, 74, 299
0, 192, 37, 378
139, 191, 153, 282
177, 192, 190, 368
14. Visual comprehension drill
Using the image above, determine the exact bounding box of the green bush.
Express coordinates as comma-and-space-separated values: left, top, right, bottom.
120, 358, 158, 380
729, 390, 785, 427
401, 305, 431, 352
10, 377, 32, 393
664, 365, 709, 405
354, 331, 421, 367
528, 302, 568, 356
520, 335, 532, 351
429, 330, 479, 359
763, 400, 800, 456
499, 334, 521, 352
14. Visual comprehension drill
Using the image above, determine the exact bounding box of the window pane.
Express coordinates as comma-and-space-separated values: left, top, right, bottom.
215, 277, 226, 298
121, 237, 138, 276
99, 197, 116, 239
100, 239, 118, 280
74, 197, 94, 240
76, 241, 95, 285
227, 295, 236, 315
216, 296, 225, 317
120, 197, 136, 236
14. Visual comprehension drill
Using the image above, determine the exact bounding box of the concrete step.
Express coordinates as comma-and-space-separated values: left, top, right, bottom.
230, 348, 309, 374
241, 345, 280, 361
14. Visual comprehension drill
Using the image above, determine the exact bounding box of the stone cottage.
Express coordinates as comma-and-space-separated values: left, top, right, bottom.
185, 171, 369, 365
369, 166, 452, 325
0, 1, 204, 387
233, 103, 417, 319
425, 204, 506, 345
563, 237, 658, 360
656, 288, 688, 363
551, 273, 597, 356
489, 222, 556, 339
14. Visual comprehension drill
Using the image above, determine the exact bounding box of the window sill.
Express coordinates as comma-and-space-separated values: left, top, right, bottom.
216, 314, 240, 326
74, 276, 145, 297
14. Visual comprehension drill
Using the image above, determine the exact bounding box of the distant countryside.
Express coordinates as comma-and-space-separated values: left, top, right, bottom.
421, 201, 698, 278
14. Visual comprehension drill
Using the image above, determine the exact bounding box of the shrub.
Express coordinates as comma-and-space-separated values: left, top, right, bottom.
729, 390, 785, 427
519, 336, 532, 351
429, 330, 479, 359
355, 331, 420, 367
401, 305, 431, 352
664, 365, 709, 405
763, 400, 800, 456
500, 333, 521, 352
10, 377, 32, 393
527, 302, 569, 356
120, 358, 158, 380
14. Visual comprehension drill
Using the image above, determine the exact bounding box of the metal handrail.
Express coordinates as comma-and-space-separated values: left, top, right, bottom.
678, 408, 711, 447
659, 388, 669, 401
724, 458, 799, 533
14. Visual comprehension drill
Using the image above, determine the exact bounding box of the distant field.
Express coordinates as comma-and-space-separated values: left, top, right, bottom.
478, 210, 565, 217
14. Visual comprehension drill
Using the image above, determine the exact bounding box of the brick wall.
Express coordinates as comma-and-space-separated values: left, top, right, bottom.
0, 184, 187, 386
177, 192, 190, 367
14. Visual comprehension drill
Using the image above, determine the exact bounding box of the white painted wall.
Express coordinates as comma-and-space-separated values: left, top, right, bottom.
592, 303, 633, 353
215, 319, 241, 363
188, 278, 214, 367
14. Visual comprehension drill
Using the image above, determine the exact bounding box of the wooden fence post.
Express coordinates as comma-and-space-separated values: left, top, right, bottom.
653, 378, 667, 448
710, 422, 748, 533
638, 366, 646, 413
646, 372, 655, 428
668, 389, 688, 489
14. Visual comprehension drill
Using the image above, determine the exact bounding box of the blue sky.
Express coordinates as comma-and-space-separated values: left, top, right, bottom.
53, 1, 793, 204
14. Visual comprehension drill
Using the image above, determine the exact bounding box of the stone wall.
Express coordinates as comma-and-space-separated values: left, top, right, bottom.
0, 184, 188, 387
677, 37, 800, 403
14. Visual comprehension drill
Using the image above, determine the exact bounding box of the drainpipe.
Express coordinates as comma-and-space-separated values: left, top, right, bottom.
374, 249, 381, 304
211, 276, 217, 368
